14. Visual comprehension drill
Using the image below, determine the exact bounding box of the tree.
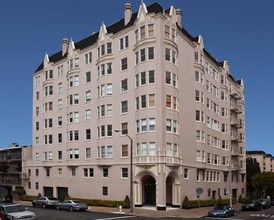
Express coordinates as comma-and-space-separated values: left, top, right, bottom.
246, 157, 260, 197
252, 172, 274, 198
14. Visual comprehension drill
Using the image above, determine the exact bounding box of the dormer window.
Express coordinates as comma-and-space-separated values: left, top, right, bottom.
135, 29, 139, 42
140, 26, 145, 40
171, 28, 175, 41
101, 45, 105, 56
97, 43, 112, 58
165, 25, 175, 41
165, 25, 170, 38
68, 58, 80, 70
45, 70, 53, 80
135, 24, 153, 43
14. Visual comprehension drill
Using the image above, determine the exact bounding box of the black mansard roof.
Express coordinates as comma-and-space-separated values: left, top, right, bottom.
247, 150, 266, 155
34, 2, 221, 73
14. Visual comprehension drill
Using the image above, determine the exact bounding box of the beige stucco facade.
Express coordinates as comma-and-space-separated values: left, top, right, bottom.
247, 151, 274, 172
26, 1, 246, 210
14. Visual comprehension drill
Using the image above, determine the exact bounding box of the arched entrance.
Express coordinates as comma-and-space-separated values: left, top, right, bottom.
166, 172, 181, 208
143, 176, 156, 205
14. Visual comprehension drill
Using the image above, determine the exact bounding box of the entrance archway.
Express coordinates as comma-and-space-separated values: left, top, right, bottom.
166, 171, 181, 207
143, 176, 156, 205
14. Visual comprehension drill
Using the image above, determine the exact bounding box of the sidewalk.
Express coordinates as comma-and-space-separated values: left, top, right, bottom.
90, 205, 211, 218
18, 200, 242, 218
91, 204, 242, 218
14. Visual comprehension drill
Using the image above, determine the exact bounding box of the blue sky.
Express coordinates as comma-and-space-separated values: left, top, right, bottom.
0, 0, 273, 154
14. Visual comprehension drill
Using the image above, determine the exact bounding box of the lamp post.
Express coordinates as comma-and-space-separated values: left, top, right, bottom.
115, 129, 133, 214
229, 156, 232, 207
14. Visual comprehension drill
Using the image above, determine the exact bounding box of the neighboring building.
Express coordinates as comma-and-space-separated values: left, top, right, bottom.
247, 151, 274, 172
27, 1, 246, 210
0, 144, 32, 199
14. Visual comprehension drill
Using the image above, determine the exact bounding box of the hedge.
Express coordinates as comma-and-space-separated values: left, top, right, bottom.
182, 196, 237, 209
21, 195, 37, 201
21, 195, 130, 208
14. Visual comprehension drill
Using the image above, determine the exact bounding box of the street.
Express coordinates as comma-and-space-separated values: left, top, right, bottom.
29, 206, 134, 220
27, 205, 274, 220
205, 206, 274, 220
28, 206, 199, 220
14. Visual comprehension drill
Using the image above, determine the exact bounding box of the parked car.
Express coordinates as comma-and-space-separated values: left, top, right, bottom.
242, 199, 263, 211
56, 200, 88, 211
270, 198, 274, 206
32, 196, 59, 208
260, 199, 271, 209
208, 205, 236, 217
0, 203, 37, 220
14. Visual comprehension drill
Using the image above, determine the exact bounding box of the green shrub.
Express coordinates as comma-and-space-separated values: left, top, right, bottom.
238, 194, 244, 203
217, 195, 222, 205
182, 196, 190, 209
122, 195, 130, 208
37, 193, 41, 199
13, 187, 26, 198
64, 194, 71, 200
239, 196, 250, 204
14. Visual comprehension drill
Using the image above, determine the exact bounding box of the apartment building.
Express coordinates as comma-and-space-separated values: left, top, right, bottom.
28, 2, 246, 210
0, 144, 32, 199
247, 151, 274, 172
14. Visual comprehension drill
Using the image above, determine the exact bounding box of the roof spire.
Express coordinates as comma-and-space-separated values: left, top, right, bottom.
43, 52, 49, 68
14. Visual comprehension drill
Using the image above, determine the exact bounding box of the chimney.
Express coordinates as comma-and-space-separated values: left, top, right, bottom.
124, 3, 132, 25
176, 9, 182, 28
62, 38, 69, 56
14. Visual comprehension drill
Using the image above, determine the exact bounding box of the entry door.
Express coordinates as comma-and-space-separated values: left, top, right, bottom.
43, 187, 53, 197
166, 177, 172, 206
57, 187, 68, 201
144, 177, 156, 205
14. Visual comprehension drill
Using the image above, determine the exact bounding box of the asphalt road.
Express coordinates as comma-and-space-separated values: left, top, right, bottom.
28, 205, 274, 220
205, 206, 274, 220
28, 206, 197, 220
29, 206, 133, 220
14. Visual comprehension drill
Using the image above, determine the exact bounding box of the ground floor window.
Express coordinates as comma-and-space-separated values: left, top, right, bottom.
103, 186, 108, 195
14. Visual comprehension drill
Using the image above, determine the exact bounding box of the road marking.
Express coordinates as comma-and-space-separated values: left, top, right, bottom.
206, 217, 244, 220
95, 216, 136, 220
250, 213, 270, 217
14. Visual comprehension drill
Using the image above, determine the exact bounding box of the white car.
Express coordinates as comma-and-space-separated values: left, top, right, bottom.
0, 203, 37, 220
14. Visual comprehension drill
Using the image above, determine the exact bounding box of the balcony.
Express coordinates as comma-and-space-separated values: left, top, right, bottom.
230, 88, 242, 100
0, 178, 22, 186
231, 164, 241, 171
134, 155, 181, 167
231, 134, 239, 142
230, 118, 239, 127
22, 173, 30, 181
8, 156, 22, 162
231, 149, 239, 157
230, 103, 240, 113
